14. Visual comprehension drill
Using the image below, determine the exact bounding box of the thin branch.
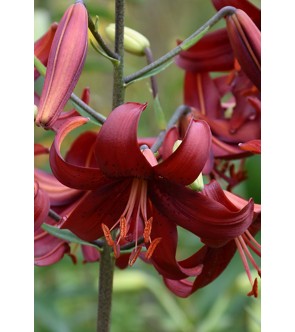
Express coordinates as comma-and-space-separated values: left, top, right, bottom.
88, 14, 119, 61
124, 6, 236, 85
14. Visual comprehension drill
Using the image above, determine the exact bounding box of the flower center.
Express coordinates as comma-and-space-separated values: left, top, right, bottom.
101, 148, 161, 266
234, 230, 261, 297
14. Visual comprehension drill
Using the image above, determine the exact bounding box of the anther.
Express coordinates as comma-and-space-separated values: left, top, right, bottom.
143, 217, 153, 243
101, 223, 114, 246
145, 237, 162, 260
128, 246, 142, 266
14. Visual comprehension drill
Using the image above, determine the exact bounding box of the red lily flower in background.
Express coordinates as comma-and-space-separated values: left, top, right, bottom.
34, 22, 58, 80
174, 1, 261, 189
49, 102, 255, 282
34, 141, 100, 265
162, 181, 261, 298
35, 0, 88, 129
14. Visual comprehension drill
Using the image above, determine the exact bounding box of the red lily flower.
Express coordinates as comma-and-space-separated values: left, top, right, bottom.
34, 139, 99, 265
49, 102, 254, 281
163, 181, 261, 298
35, 0, 88, 129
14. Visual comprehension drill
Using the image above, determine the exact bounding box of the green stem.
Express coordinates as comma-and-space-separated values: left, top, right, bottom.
97, 243, 115, 332
124, 6, 236, 85
112, 0, 125, 108
96, 2, 126, 332
151, 105, 191, 153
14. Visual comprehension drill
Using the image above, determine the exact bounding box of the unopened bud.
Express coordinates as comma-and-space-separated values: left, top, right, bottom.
226, 9, 261, 89
105, 24, 150, 56
35, 1, 88, 129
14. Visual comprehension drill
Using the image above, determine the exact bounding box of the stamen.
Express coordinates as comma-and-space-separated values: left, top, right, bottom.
119, 217, 127, 239
235, 237, 253, 284
143, 217, 153, 243
128, 246, 142, 266
145, 237, 162, 260
101, 223, 114, 246
239, 236, 261, 276
247, 278, 258, 298
113, 243, 120, 259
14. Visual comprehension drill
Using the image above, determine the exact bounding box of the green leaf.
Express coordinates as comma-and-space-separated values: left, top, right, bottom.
42, 223, 99, 248
89, 38, 120, 65
180, 26, 210, 51
153, 95, 167, 130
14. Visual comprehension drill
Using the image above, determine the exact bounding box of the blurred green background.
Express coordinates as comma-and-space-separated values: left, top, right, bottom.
34, 0, 261, 331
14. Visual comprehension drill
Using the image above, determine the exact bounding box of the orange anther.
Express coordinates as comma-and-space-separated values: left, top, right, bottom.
143, 217, 153, 243
119, 217, 127, 238
128, 246, 142, 266
101, 223, 114, 246
145, 237, 162, 260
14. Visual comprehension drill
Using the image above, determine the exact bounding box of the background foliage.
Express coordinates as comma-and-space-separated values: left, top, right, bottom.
34, 0, 261, 331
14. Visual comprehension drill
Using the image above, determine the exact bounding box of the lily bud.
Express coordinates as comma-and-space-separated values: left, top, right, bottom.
36, 1, 88, 129
189, 172, 204, 191
105, 24, 150, 56
226, 9, 261, 89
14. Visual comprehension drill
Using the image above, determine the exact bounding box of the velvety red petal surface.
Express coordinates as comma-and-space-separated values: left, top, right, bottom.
163, 241, 237, 297
184, 72, 223, 119
175, 29, 234, 72
149, 209, 203, 279
149, 179, 254, 246
94, 103, 153, 178
153, 120, 211, 186
60, 179, 132, 241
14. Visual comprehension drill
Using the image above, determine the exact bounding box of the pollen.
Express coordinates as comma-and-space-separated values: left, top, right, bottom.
145, 237, 162, 260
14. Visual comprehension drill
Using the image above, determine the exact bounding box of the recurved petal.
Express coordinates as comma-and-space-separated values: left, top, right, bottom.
175, 28, 234, 72
149, 179, 254, 246
34, 169, 83, 206
153, 119, 211, 186
34, 229, 71, 266
163, 241, 237, 297
34, 181, 50, 230
149, 209, 203, 279
94, 103, 153, 178
36, 1, 88, 128
49, 116, 108, 190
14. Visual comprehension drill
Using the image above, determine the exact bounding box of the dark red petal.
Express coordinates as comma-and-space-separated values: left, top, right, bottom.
149, 209, 203, 279
34, 181, 50, 230
164, 241, 237, 297
153, 120, 211, 186
34, 169, 83, 206
184, 72, 224, 119
149, 179, 254, 246
94, 102, 153, 178
175, 29, 234, 72
49, 116, 108, 190
81, 245, 100, 263
160, 126, 179, 160
65, 131, 98, 167
60, 179, 131, 241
